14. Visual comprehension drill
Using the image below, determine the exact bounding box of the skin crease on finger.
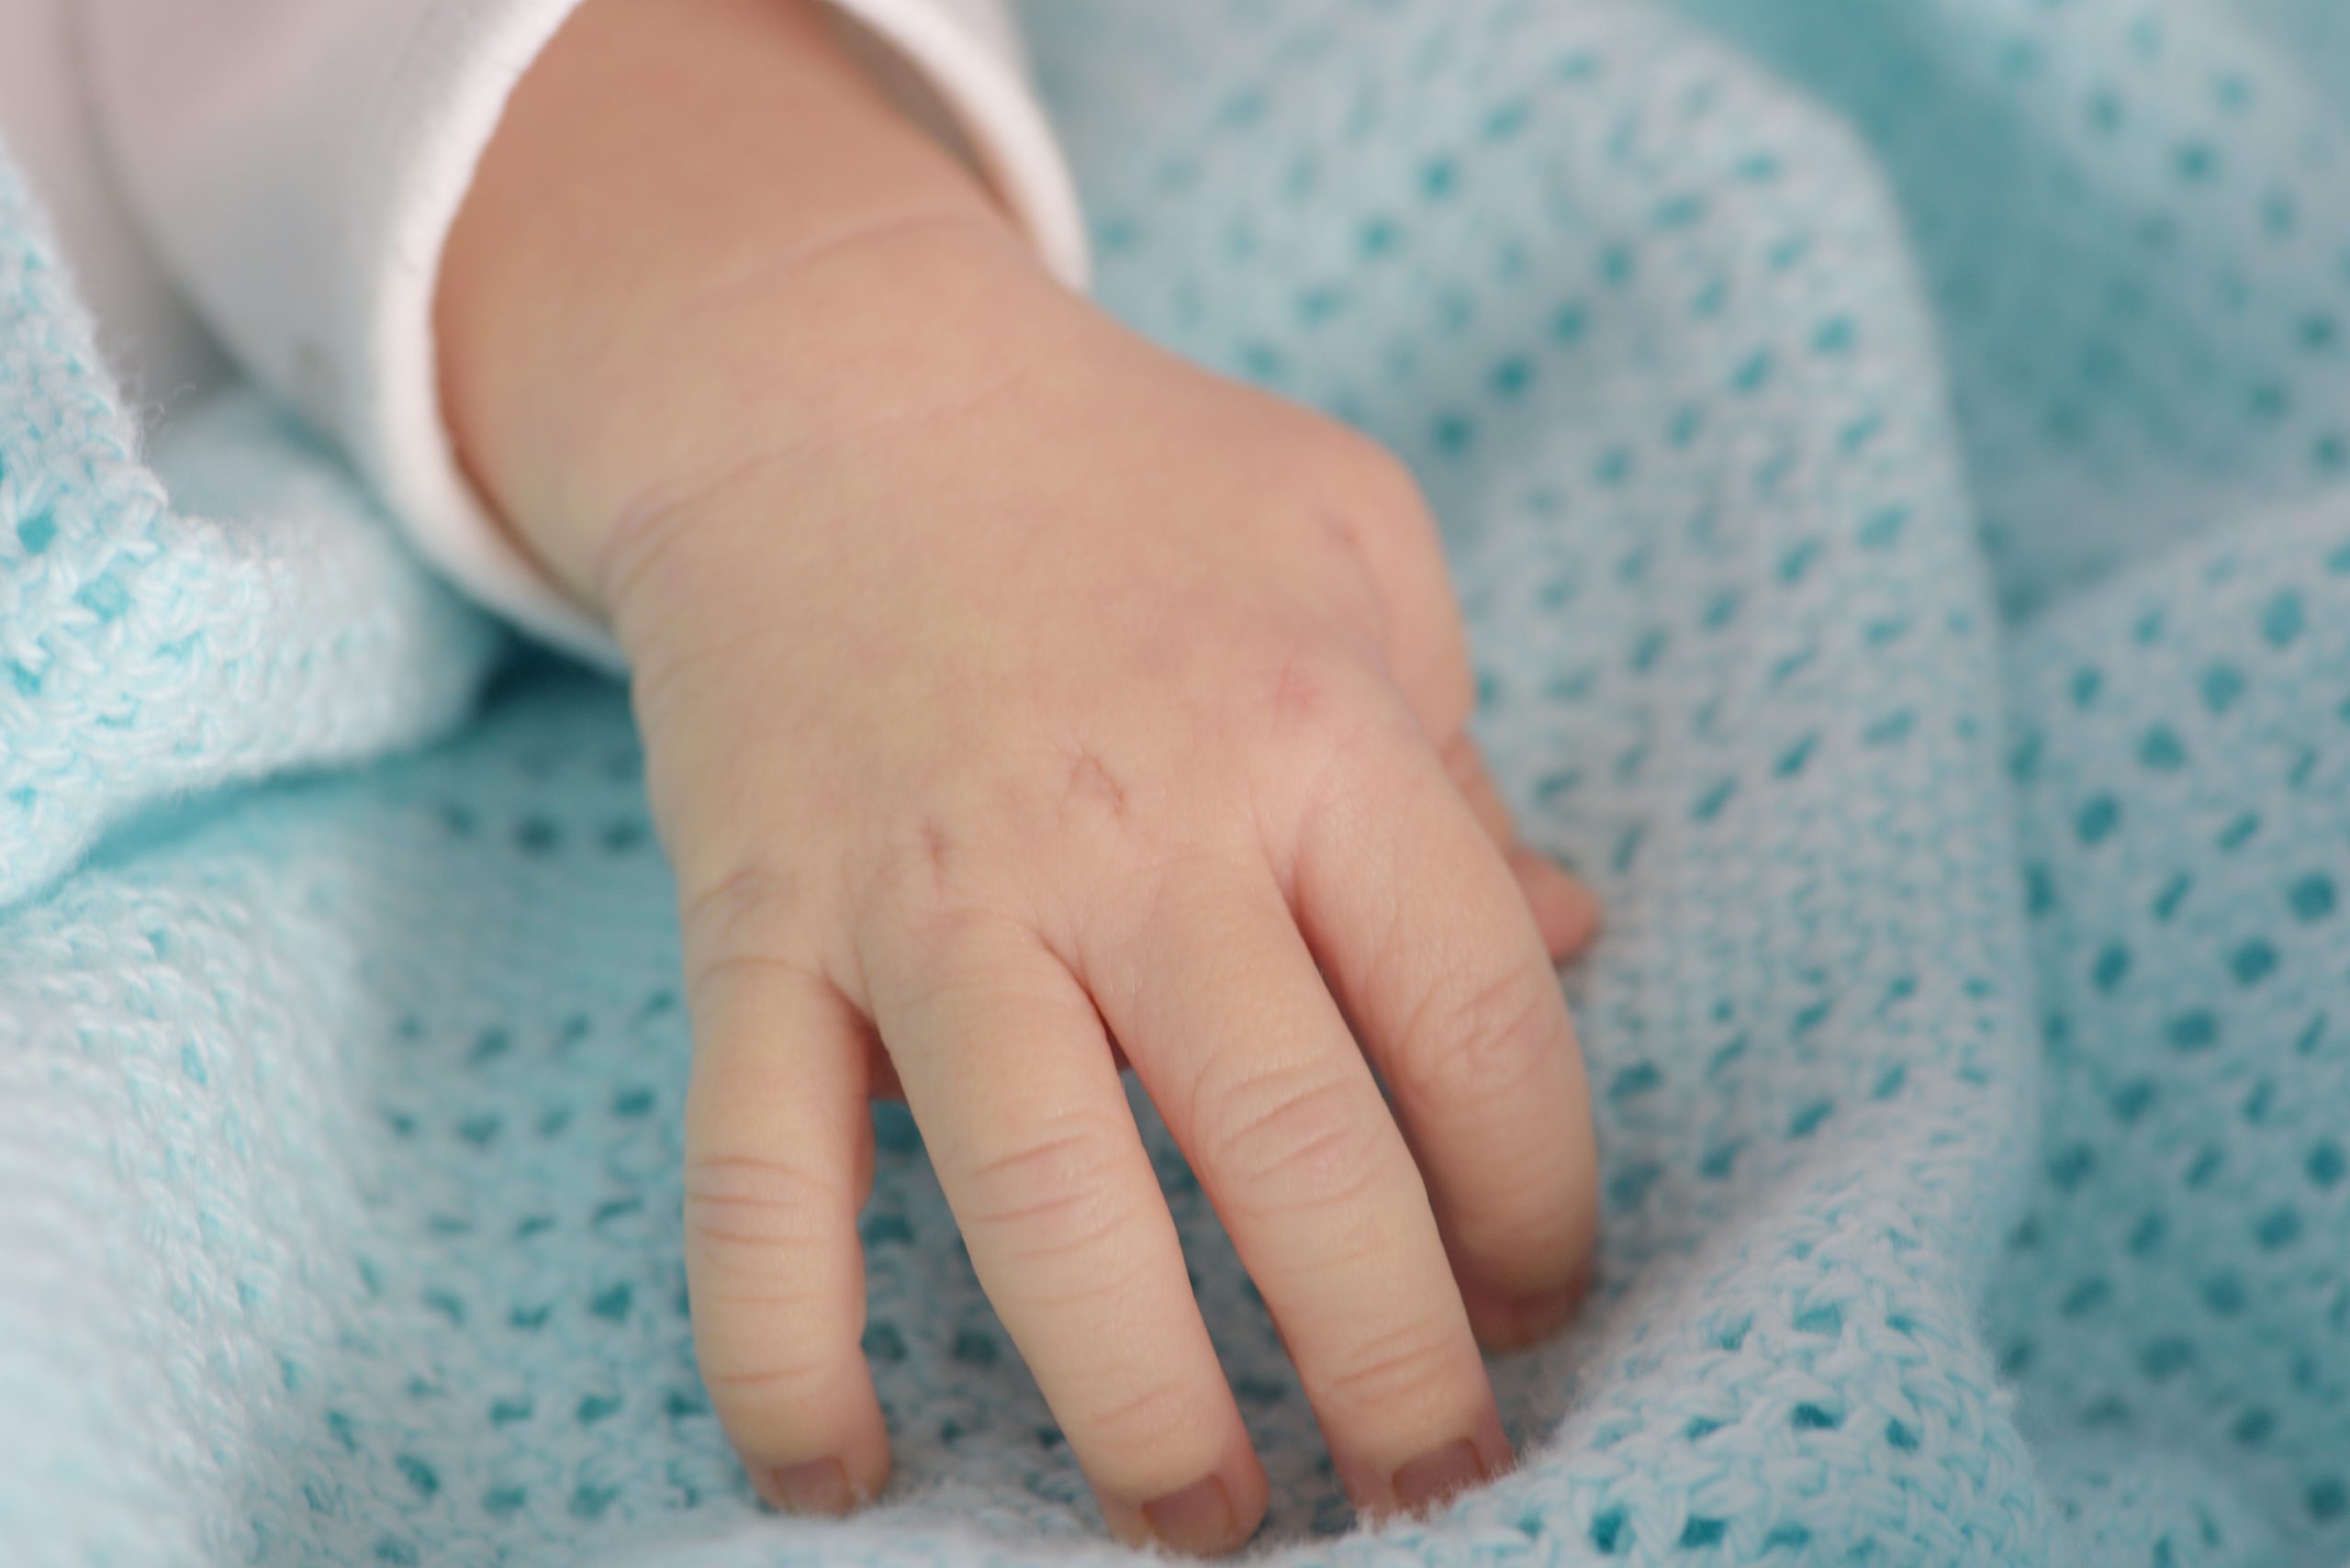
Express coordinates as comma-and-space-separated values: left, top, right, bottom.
435, 0, 1607, 1554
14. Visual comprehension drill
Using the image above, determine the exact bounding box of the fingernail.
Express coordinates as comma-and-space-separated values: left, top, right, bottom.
1141, 1473, 1237, 1552
766, 1457, 855, 1515
1393, 1438, 1493, 1514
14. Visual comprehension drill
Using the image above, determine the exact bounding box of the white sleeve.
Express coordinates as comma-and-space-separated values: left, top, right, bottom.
78, 0, 1090, 667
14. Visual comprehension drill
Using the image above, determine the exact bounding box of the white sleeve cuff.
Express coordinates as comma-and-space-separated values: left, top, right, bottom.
86, 0, 1088, 670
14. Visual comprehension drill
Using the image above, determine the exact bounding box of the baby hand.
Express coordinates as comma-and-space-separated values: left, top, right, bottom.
596, 227, 1600, 1551
434, 1, 1597, 1549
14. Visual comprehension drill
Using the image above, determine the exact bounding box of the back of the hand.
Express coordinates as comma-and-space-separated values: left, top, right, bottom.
606, 263, 1601, 1553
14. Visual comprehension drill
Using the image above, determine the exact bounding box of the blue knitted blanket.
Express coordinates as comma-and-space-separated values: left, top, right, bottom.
7, 1, 2350, 1562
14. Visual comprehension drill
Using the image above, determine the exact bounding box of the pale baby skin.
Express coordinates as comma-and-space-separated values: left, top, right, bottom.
436, 0, 1603, 1552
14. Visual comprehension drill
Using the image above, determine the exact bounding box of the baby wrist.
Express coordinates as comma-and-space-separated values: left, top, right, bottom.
583, 213, 1081, 649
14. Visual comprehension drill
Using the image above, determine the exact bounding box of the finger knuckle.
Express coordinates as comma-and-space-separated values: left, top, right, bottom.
1286, 417, 1423, 512
1257, 645, 1348, 738
958, 1120, 1131, 1263
680, 857, 811, 984
683, 1153, 845, 1274
849, 813, 1030, 992
1240, 648, 1388, 785
1321, 1314, 1469, 1416
1205, 1059, 1382, 1213
1395, 963, 1561, 1109
866, 810, 970, 920
700, 1350, 842, 1405
1073, 1372, 1204, 1456
1344, 442, 1430, 527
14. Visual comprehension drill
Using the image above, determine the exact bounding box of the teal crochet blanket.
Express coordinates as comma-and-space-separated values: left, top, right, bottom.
8, 1, 2350, 1562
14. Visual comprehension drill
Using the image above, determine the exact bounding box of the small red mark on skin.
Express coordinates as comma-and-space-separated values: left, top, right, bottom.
917, 816, 955, 894
1305, 500, 1398, 673
1061, 747, 1130, 824
1267, 654, 1328, 733
1315, 500, 1362, 556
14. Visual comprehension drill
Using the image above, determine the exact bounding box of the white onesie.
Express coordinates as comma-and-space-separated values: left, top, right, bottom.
1, 0, 1087, 663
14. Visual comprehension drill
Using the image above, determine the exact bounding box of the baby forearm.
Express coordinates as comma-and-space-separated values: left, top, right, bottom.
435, 0, 1036, 616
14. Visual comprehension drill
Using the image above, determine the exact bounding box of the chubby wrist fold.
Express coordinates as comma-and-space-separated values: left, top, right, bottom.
429, 0, 1091, 662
